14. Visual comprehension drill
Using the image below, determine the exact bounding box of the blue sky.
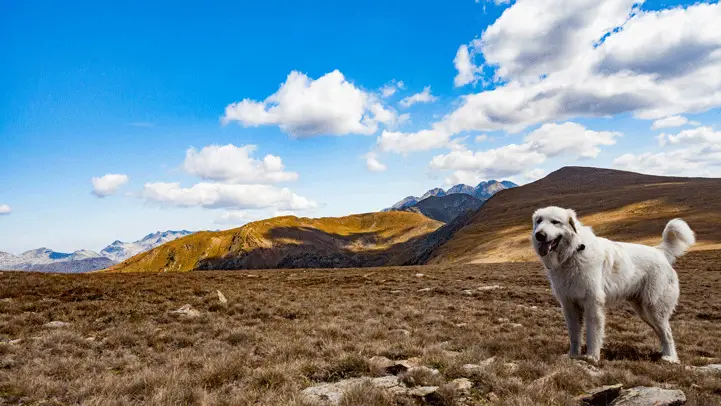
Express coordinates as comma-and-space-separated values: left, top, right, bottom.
2, 0, 721, 253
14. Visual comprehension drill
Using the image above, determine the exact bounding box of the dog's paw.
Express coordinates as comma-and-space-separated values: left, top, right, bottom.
661, 355, 680, 364
580, 355, 600, 364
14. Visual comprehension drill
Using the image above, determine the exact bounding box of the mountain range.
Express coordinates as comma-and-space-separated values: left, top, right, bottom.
106, 166, 721, 272
396, 193, 484, 223
385, 180, 517, 211
0, 230, 193, 273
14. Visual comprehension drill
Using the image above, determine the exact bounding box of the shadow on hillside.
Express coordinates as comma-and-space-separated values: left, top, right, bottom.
193, 224, 444, 271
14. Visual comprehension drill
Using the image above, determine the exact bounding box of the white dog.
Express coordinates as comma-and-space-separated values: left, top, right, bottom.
531, 206, 695, 363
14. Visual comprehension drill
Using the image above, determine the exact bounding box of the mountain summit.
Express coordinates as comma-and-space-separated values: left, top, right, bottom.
385, 180, 517, 212
100, 230, 193, 262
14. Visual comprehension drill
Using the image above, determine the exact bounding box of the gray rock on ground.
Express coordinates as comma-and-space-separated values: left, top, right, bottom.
576, 384, 623, 406
216, 290, 228, 304
170, 304, 200, 318
610, 386, 686, 406
43, 321, 71, 328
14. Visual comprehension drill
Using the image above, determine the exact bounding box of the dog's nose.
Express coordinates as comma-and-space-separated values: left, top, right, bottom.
535, 231, 547, 242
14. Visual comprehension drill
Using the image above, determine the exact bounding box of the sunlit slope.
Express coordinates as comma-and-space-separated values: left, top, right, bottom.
106, 212, 442, 272
424, 167, 721, 264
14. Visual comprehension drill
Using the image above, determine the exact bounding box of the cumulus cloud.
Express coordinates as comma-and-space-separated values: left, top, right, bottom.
222, 70, 400, 137
377, 128, 452, 154
183, 144, 298, 184
141, 182, 317, 211
0, 204, 11, 215
614, 126, 721, 177
380, 79, 405, 98
215, 210, 251, 225
453, 44, 483, 87
430, 122, 620, 182
420, 1, 721, 140
399, 86, 438, 108
651, 115, 689, 130
91, 174, 129, 198
364, 152, 387, 172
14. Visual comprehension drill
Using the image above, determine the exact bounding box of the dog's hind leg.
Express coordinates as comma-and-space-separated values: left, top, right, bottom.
645, 307, 679, 363
561, 300, 583, 357
584, 299, 605, 362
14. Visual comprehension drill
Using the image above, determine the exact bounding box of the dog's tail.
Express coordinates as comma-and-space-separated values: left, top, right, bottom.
657, 219, 695, 264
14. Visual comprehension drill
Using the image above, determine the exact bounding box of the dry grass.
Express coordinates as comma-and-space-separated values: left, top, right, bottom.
2, 250, 721, 405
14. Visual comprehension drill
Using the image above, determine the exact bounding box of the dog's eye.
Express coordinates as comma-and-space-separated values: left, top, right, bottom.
536, 218, 543, 224
551, 220, 561, 225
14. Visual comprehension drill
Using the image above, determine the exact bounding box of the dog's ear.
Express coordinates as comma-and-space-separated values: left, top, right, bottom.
567, 209, 579, 233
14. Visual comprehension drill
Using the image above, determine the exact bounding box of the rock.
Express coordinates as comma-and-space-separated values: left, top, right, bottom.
463, 290, 475, 295
503, 362, 519, 374
610, 386, 686, 406
8, 339, 22, 345
462, 356, 496, 374
43, 321, 71, 328
369, 356, 411, 375
170, 304, 200, 318
418, 287, 432, 292
409, 365, 440, 376
509, 323, 523, 328
487, 392, 500, 402
415, 273, 425, 278
477, 285, 502, 291
450, 378, 473, 395
455, 323, 468, 328
390, 290, 403, 294
574, 359, 604, 377
686, 364, 721, 374
246, 274, 259, 278
216, 290, 228, 304
496, 317, 509, 323
301, 376, 406, 405
407, 386, 439, 397
576, 384, 623, 406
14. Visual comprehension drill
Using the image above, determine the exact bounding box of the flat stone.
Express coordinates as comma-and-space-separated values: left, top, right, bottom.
369, 356, 411, 375
450, 378, 473, 395
216, 290, 228, 304
463, 290, 475, 295
418, 288, 432, 292
686, 364, 721, 374
301, 376, 406, 405
407, 386, 439, 397
170, 304, 200, 318
575, 384, 623, 406
415, 273, 425, 278
477, 285, 502, 291
389, 328, 411, 336
610, 386, 686, 406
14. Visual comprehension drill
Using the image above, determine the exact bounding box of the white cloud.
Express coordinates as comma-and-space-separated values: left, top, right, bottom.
430, 122, 620, 181
222, 70, 400, 137
380, 80, 405, 98
364, 152, 387, 172
475, 134, 489, 143
453, 44, 483, 87
614, 125, 721, 177
215, 210, 251, 225
377, 128, 451, 154
417, 1, 721, 140
183, 144, 298, 184
399, 86, 438, 108
91, 174, 129, 198
524, 122, 621, 159
0, 204, 11, 215
651, 115, 688, 130
658, 126, 721, 146
141, 182, 317, 211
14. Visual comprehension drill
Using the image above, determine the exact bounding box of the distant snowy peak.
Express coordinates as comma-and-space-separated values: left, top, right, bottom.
420, 188, 446, 200
385, 180, 518, 211
100, 230, 193, 262
0, 248, 106, 272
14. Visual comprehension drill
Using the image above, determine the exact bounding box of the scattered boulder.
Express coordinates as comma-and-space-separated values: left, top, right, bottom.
389, 328, 411, 337
43, 321, 71, 328
390, 290, 403, 294
170, 304, 200, 318
450, 378, 472, 395
610, 386, 686, 406
576, 384, 623, 406
418, 287, 432, 292
407, 386, 439, 397
369, 356, 412, 375
496, 317, 509, 323
487, 392, 500, 402
216, 290, 228, 304
462, 356, 496, 374
509, 323, 523, 328
477, 284, 502, 291
455, 323, 468, 328
686, 364, 721, 374
415, 273, 425, 278
463, 290, 475, 295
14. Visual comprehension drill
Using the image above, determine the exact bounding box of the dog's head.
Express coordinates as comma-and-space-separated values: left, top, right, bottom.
531, 206, 584, 259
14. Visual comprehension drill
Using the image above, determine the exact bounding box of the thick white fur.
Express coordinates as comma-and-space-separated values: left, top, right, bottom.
531, 206, 695, 363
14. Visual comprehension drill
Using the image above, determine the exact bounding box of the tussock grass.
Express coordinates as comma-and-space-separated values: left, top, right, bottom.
1, 250, 720, 404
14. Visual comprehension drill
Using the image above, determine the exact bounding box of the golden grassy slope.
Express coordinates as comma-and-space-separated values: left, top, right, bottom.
106, 212, 442, 273
426, 166, 721, 264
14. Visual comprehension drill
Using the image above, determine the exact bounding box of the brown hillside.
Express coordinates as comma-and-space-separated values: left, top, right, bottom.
105, 212, 442, 273
424, 166, 721, 264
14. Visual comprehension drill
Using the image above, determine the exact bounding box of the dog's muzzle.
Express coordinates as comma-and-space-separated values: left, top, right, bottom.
536, 235, 562, 257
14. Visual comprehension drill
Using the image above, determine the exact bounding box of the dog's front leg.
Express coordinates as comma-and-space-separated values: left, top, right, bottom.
584, 299, 605, 362
560, 300, 583, 358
